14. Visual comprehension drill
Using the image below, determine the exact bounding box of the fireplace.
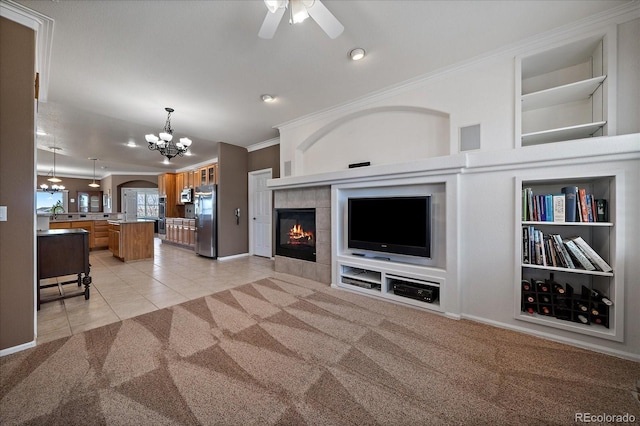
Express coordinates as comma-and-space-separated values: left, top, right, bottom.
275, 208, 316, 262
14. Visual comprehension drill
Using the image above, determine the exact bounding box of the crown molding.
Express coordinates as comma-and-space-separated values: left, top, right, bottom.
1, 0, 54, 102
275, 1, 640, 132
247, 137, 279, 152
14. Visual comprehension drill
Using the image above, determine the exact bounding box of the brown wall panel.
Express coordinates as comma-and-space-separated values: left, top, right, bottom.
0, 17, 36, 350
217, 142, 248, 257
248, 144, 280, 178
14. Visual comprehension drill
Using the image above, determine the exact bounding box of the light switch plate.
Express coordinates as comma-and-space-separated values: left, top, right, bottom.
0, 206, 7, 221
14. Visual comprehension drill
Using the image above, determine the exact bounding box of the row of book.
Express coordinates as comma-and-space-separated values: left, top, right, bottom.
522, 226, 612, 272
522, 186, 608, 222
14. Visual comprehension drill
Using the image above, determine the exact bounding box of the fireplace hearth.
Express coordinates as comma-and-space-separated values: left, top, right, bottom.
276, 208, 316, 262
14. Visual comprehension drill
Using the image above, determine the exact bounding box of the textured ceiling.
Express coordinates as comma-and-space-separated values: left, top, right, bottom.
9, 0, 631, 178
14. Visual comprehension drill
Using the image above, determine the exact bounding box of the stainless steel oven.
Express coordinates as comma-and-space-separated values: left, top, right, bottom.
158, 196, 166, 235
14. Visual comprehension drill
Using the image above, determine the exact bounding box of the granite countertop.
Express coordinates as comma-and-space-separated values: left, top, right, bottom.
45, 214, 121, 223
107, 219, 156, 224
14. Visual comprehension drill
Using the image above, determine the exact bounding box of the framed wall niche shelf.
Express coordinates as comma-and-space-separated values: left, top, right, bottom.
516, 30, 616, 147
515, 173, 624, 342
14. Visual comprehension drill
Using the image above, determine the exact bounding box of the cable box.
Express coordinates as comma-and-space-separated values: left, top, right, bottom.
391, 280, 439, 303
342, 276, 380, 290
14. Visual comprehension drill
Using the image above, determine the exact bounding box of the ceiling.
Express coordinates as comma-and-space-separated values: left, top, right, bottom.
10, 0, 630, 179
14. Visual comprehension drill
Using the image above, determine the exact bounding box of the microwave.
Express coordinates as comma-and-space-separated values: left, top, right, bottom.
180, 188, 193, 203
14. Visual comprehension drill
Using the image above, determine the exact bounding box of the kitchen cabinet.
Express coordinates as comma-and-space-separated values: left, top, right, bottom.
93, 220, 109, 248
163, 218, 194, 248
78, 191, 103, 213
158, 173, 179, 216
197, 163, 218, 186
108, 221, 154, 261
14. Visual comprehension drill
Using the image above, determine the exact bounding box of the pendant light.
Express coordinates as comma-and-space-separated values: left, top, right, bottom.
39, 146, 65, 192
88, 158, 100, 188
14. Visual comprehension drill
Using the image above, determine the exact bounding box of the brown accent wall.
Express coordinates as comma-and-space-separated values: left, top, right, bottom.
248, 144, 280, 178
103, 175, 157, 212
0, 17, 36, 351
217, 142, 248, 257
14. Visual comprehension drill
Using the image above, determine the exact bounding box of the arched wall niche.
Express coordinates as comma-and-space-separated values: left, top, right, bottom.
296, 106, 450, 175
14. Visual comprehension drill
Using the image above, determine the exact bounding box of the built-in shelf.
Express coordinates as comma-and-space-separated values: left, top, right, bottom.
522, 263, 614, 277
522, 221, 613, 227
522, 121, 607, 145
521, 76, 606, 111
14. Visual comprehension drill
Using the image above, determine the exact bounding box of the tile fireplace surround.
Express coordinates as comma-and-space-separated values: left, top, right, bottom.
273, 186, 331, 283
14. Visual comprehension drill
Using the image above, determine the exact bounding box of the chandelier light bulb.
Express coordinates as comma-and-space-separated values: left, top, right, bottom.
145, 134, 159, 143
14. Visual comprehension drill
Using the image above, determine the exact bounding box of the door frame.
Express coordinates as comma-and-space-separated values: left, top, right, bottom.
248, 168, 273, 258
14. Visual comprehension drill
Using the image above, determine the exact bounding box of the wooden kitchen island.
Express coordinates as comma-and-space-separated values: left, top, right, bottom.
108, 220, 155, 262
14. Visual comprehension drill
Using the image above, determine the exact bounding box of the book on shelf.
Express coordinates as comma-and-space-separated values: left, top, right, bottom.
596, 199, 608, 222
578, 188, 589, 222
563, 239, 596, 271
522, 226, 530, 264
552, 194, 565, 222
551, 234, 575, 269
568, 236, 613, 272
561, 186, 578, 222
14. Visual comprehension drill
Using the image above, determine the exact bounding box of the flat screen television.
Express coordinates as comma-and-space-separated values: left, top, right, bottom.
348, 196, 431, 258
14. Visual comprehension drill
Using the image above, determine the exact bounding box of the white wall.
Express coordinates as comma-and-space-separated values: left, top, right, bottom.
273, 13, 640, 359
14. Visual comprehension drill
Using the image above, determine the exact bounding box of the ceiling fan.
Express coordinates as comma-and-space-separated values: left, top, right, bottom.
258, 0, 344, 39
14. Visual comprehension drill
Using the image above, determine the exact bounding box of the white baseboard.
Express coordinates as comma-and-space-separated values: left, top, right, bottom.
218, 252, 250, 261
0, 340, 36, 357
462, 314, 640, 362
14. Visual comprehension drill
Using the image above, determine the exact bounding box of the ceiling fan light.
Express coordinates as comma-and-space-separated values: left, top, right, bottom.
159, 132, 173, 142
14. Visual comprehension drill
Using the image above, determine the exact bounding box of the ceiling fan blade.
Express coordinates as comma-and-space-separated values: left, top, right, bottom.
258, 7, 286, 39
306, 0, 344, 39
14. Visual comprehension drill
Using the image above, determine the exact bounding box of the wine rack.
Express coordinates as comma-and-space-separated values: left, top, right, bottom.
521, 276, 610, 328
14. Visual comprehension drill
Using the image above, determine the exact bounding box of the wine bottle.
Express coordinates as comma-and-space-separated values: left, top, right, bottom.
575, 301, 588, 312
522, 280, 531, 291
552, 282, 565, 294
536, 280, 549, 293
541, 306, 550, 315
526, 295, 535, 303
590, 307, 599, 316
590, 288, 613, 306
577, 314, 588, 324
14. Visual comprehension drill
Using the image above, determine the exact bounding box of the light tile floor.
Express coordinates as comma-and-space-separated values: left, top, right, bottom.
37, 238, 275, 345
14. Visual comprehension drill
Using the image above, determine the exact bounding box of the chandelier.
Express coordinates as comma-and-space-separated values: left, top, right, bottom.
39, 146, 65, 193
145, 107, 192, 160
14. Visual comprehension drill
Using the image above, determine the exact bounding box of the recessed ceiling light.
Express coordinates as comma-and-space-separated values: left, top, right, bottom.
349, 48, 366, 61
261, 94, 276, 103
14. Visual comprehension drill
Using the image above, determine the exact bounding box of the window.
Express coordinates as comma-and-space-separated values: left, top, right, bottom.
136, 190, 159, 218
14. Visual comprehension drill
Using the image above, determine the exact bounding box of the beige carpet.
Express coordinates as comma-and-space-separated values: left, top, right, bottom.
1, 275, 639, 425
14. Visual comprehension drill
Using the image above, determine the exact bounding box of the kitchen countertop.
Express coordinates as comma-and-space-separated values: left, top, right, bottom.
107, 219, 156, 224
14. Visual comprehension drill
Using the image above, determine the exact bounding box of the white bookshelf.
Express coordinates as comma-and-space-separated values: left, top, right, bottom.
515, 172, 624, 342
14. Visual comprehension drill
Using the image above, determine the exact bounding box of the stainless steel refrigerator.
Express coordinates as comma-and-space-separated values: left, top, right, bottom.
195, 185, 217, 258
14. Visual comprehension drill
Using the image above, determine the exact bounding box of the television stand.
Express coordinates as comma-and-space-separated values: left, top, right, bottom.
335, 255, 444, 313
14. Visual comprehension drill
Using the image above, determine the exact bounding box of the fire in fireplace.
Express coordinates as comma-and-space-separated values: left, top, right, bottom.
275, 208, 316, 262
